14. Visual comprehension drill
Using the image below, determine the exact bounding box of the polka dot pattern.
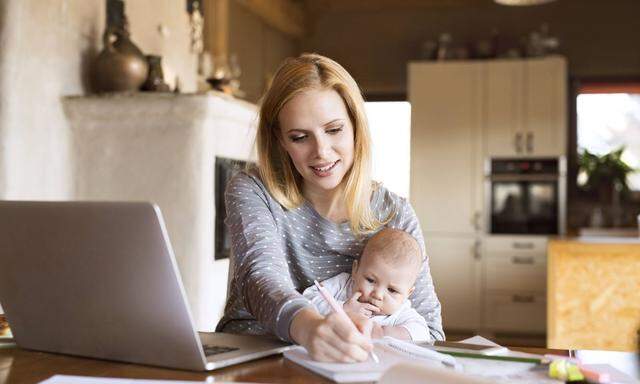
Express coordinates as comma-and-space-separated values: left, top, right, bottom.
215, 171, 445, 342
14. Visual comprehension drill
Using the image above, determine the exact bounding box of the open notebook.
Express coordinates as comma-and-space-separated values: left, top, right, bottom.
283, 337, 460, 383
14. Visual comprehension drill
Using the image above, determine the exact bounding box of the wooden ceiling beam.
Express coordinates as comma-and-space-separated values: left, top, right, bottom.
235, 0, 305, 39
307, 0, 490, 14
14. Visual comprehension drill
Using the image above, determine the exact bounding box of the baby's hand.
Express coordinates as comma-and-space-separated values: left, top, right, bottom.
371, 322, 385, 339
343, 292, 380, 318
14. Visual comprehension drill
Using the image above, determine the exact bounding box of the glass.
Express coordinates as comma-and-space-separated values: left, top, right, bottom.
491, 181, 558, 234
577, 93, 640, 190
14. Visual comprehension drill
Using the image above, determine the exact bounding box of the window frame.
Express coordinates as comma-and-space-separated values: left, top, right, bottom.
569, 76, 640, 201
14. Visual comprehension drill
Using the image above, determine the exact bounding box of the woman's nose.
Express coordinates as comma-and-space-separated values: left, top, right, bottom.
313, 136, 331, 158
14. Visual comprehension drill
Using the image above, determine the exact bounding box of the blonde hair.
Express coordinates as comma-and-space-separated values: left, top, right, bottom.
361, 228, 423, 271
256, 53, 389, 236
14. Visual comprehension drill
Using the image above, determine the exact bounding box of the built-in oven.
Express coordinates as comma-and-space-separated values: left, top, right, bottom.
485, 157, 566, 235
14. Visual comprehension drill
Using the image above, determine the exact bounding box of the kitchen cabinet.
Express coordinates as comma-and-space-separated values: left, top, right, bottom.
483, 235, 548, 333
408, 61, 484, 235
409, 61, 484, 332
426, 236, 482, 331
409, 57, 567, 334
485, 57, 567, 157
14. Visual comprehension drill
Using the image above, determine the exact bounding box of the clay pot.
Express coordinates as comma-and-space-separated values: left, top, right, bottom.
91, 26, 148, 93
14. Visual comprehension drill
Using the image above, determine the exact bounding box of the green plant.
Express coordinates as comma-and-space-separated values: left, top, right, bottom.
578, 147, 636, 201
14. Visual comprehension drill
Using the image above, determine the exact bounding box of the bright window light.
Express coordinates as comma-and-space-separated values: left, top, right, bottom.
577, 93, 640, 190
364, 102, 411, 198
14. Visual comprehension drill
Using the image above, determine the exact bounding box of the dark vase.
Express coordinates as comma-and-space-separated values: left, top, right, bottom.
91, 26, 148, 93
141, 55, 170, 92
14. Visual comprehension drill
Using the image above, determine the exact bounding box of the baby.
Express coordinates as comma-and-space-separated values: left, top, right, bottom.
303, 228, 429, 342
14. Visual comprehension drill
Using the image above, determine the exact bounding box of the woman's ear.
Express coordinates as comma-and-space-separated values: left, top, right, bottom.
352, 259, 359, 274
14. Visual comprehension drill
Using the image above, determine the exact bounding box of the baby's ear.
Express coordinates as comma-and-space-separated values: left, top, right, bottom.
408, 286, 415, 296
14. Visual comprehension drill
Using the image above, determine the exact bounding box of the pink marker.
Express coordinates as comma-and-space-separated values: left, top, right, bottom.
579, 365, 611, 383
313, 280, 379, 363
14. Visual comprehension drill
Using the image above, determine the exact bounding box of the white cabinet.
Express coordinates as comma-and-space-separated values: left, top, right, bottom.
408, 57, 566, 334
483, 235, 548, 333
408, 62, 484, 235
409, 62, 484, 332
485, 57, 567, 157
426, 236, 482, 331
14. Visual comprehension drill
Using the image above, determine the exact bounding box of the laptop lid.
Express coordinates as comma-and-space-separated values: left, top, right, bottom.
0, 201, 209, 370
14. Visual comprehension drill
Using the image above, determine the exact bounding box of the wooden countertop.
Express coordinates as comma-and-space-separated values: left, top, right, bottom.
547, 240, 640, 352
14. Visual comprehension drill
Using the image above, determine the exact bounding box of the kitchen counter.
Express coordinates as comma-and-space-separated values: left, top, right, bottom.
547, 238, 640, 352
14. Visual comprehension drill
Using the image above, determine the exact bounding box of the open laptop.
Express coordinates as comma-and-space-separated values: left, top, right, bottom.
0, 201, 292, 371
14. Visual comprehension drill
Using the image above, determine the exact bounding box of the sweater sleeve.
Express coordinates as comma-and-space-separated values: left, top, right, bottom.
225, 172, 313, 341
384, 193, 445, 342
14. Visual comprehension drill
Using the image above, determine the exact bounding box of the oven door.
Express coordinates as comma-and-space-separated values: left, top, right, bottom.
489, 176, 559, 235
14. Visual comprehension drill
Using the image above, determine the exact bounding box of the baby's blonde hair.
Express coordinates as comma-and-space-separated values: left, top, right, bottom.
361, 228, 422, 272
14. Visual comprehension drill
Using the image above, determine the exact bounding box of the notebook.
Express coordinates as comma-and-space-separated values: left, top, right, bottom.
283, 337, 460, 383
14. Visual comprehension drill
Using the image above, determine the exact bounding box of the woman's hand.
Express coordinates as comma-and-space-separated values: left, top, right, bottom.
343, 292, 380, 318
290, 307, 374, 363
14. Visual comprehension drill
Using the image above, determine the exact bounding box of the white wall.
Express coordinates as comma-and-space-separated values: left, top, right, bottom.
0, 0, 197, 200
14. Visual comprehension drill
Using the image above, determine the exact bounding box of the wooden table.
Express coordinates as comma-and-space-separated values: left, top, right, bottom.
0, 340, 636, 384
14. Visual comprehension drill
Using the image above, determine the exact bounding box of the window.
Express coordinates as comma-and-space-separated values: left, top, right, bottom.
576, 83, 640, 191
364, 102, 411, 197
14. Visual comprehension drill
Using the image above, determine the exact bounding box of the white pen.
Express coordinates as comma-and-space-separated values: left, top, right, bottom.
313, 280, 380, 363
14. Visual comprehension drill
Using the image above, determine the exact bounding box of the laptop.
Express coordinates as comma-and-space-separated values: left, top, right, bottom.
0, 201, 292, 371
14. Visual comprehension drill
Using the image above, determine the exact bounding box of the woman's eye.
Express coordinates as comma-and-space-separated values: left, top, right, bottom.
290, 135, 306, 142
365, 277, 374, 283
326, 125, 343, 134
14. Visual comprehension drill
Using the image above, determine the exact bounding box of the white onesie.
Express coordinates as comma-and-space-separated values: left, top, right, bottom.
302, 272, 432, 342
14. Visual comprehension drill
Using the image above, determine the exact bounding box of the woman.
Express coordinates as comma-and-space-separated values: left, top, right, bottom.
216, 53, 444, 362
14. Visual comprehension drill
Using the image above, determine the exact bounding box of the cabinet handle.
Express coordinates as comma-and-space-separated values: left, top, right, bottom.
512, 294, 535, 303
526, 132, 534, 153
511, 256, 535, 265
473, 240, 481, 260
512, 241, 534, 250
472, 211, 482, 231
515, 133, 523, 153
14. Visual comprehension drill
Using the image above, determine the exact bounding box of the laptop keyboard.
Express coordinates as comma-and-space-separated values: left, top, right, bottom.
202, 344, 239, 356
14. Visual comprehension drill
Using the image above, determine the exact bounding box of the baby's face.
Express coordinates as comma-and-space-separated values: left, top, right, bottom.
351, 253, 417, 315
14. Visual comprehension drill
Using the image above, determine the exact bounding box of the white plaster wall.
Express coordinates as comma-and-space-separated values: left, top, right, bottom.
0, 0, 102, 199
0, 0, 197, 200
63, 93, 258, 330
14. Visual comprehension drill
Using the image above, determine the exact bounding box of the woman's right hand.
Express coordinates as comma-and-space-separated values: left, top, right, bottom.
289, 307, 374, 363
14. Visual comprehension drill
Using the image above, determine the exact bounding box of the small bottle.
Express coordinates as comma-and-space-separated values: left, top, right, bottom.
437, 33, 452, 61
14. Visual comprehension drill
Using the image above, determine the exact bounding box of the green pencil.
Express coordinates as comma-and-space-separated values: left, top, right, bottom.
438, 351, 543, 364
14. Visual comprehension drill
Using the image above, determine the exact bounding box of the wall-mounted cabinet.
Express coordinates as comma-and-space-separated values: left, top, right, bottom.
485, 57, 567, 157
408, 61, 484, 236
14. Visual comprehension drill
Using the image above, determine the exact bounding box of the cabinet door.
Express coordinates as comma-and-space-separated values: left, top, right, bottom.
485, 60, 524, 157
524, 57, 567, 156
409, 62, 483, 235
426, 236, 482, 331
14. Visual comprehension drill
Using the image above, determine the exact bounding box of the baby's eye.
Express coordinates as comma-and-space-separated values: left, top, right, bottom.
366, 277, 374, 283
388, 288, 398, 294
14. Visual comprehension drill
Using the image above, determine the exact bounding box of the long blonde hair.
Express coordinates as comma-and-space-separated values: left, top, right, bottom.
256, 53, 389, 236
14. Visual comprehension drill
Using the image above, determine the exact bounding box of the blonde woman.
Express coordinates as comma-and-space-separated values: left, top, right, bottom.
216, 53, 443, 362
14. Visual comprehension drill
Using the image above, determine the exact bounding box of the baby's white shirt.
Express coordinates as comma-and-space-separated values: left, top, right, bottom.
302, 272, 431, 342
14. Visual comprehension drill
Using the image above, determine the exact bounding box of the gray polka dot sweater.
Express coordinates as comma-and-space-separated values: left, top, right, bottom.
215, 170, 445, 343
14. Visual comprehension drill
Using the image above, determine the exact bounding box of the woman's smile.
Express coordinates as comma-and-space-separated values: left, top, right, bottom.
310, 160, 340, 177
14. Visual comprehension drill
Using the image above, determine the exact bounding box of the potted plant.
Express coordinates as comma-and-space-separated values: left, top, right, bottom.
578, 147, 636, 226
